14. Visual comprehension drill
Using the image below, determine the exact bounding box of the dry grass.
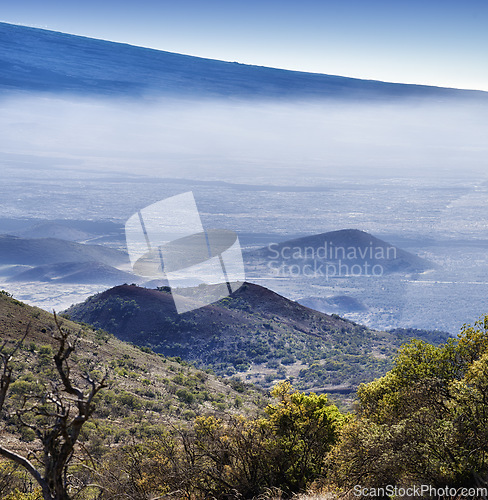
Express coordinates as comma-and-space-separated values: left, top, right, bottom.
251, 486, 338, 500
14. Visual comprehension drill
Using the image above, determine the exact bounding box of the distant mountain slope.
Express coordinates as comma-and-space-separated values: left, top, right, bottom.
13, 222, 91, 242
7, 261, 136, 284
246, 229, 434, 276
0, 235, 128, 266
1, 22, 486, 100
64, 282, 450, 395
0, 218, 123, 240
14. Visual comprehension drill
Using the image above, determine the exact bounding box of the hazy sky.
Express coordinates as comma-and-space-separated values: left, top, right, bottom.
1, 0, 487, 91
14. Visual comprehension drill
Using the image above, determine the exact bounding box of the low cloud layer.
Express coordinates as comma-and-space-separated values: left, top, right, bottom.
1, 93, 487, 184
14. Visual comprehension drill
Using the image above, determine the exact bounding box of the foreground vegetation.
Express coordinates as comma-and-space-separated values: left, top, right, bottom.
329, 316, 488, 492
1, 289, 488, 498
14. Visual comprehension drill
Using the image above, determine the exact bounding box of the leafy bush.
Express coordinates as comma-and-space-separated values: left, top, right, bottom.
176, 388, 195, 404
329, 316, 488, 491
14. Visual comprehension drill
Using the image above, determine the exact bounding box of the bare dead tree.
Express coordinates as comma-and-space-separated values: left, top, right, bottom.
0, 313, 108, 500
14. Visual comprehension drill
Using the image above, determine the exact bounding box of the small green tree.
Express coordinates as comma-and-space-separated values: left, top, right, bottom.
264, 381, 345, 492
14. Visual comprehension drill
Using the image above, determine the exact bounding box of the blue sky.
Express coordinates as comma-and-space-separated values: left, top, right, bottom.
1, 0, 488, 91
